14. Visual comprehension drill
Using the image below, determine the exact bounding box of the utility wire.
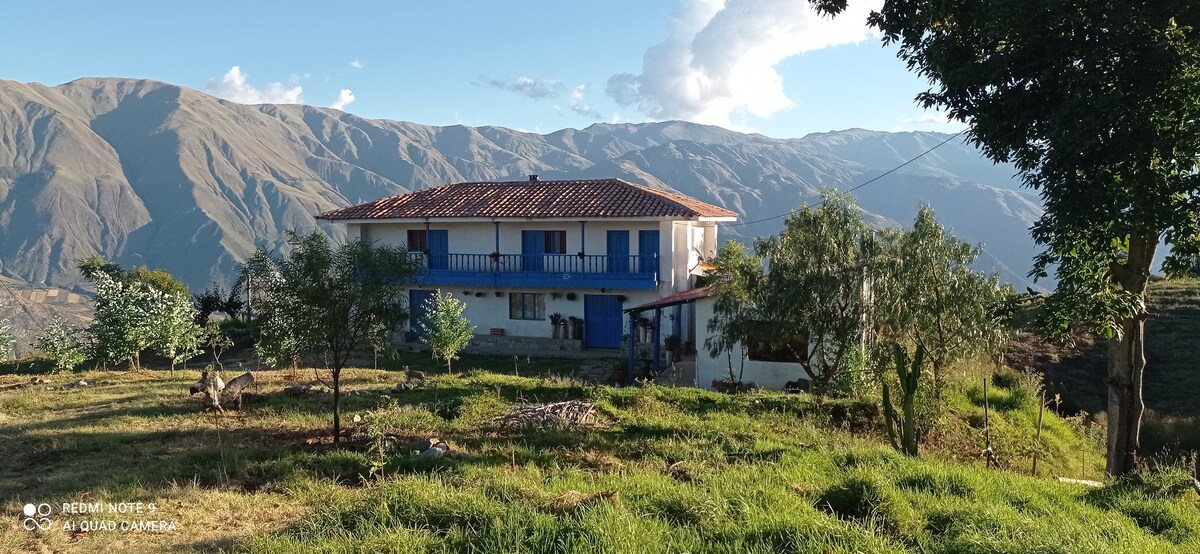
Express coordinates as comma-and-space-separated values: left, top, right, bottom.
726, 130, 967, 227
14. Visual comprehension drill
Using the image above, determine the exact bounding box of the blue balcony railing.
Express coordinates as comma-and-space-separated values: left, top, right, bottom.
409, 252, 658, 289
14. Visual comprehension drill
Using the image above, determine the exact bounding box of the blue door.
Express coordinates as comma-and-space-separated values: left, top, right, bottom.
428, 230, 449, 270
584, 295, 623, 348
606, 230, 629, 273
522, 230, 545, 271
409, 290, 435, 340
638, 230, 659, 274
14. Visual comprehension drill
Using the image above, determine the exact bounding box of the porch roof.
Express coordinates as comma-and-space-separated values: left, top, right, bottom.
624, 286, 711, 313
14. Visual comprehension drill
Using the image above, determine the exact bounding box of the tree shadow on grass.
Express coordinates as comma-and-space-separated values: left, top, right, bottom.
1, 424, 322, 502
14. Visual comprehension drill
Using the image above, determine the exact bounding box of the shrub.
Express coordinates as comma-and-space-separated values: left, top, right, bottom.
35, 319, 90, 372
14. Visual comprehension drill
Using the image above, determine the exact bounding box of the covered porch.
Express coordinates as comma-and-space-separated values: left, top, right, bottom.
621, 287, 710, 386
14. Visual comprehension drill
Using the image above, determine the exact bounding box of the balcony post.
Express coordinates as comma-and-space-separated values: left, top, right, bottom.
627, 311, 637, 385
652, 307, 662, 378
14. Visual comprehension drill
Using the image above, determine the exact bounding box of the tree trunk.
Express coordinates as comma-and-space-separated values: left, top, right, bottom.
332, 368, 341, 445
1106, 235, 1156, 476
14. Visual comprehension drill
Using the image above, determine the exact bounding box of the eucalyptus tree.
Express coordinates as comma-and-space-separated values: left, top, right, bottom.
873, 206, 1010, 385
246, 231, 421, 444
841, 0, 1200, 475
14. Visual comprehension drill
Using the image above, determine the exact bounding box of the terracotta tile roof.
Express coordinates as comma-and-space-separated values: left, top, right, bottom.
626, 286, 712, 312
316, 178, 738, 220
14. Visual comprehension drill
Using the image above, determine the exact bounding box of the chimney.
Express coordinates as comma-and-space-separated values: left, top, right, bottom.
528, 174, 539, 182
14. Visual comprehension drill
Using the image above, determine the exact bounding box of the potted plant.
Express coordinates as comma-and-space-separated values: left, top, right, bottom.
571, 317, 583, 340
711, 349, 746, 394
489, 251, 501, 267
664, 334, 679, 352
549, 313, 563, 338
612, 337, 631, 385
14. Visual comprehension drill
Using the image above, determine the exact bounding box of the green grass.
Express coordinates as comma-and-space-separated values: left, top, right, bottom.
1, 359, 1197, 553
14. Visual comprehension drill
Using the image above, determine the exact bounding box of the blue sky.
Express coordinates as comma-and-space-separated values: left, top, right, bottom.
1, 0, 963, 138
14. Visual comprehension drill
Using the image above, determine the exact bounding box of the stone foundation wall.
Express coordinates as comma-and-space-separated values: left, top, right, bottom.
466, 334, 584, 355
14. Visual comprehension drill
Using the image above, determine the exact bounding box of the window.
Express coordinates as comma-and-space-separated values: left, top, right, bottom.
407, 229, 428, 252
509, 293, 545, 320
746, 325, 808, 363
545, 231, 567, 254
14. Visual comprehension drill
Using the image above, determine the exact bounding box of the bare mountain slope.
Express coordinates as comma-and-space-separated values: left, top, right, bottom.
0, 77, 1043, 290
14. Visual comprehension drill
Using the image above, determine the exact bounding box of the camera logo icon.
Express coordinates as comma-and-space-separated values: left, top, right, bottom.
22, 503, 52, 531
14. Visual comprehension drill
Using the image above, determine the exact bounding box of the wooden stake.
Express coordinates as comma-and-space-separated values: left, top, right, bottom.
1032, 389, 1046, 476
983, 377, 997, 468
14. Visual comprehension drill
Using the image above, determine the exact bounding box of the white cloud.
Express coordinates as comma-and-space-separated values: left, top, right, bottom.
606, 0, 881, 129
206, 66, 303, 104
570, 85, 586, 101
889, 110, 967, 132
479, 75, 563, 99
350, 59, 364, 69
566, 85, 605, 120
330, 88, 356, 110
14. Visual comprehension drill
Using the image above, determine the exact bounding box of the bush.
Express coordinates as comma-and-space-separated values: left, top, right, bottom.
35, 319, 90, 372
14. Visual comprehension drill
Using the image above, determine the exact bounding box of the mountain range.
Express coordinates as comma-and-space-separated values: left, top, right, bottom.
0, 77, 1045, 291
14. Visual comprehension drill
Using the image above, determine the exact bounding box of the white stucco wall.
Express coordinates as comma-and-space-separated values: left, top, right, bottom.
406, 285, 663, 341
694, 296, 808, 390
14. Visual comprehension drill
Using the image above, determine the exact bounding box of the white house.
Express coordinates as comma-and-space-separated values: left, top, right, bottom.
316, 176, 737, 353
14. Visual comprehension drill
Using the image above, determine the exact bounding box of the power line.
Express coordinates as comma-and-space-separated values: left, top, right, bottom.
726, 130, 967, 227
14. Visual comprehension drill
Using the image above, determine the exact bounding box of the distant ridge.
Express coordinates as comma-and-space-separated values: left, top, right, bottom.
0, 77, 1042, 290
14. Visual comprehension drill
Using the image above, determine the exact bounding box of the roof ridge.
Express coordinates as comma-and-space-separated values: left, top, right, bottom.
316, 177, 738, 220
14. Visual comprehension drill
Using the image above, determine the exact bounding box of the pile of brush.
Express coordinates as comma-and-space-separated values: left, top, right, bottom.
494, 400, 597, 428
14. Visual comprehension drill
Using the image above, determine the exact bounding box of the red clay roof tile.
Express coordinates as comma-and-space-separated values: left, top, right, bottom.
316, 178, 738, 220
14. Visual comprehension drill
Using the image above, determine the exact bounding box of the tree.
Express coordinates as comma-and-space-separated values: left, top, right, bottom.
35, 319, 89, 372
149, 287, 202, 372
708, 190, 874, 393
246, 231, 420, 444
419, 291, 476, 374
872, 206, 1010, 385
77, 255, 123, 282
201, 321, 233, 370
81, 258, 197, 372
193, 286, 223, 324
857, 0, 1200, 475
88, 273, 154, 370
193, 284, 244, 324
0, 309, 11, 362
128, 266, 190, 298
704, 240, 763, 383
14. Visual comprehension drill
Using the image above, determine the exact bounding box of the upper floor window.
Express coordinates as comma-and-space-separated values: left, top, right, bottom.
545, 231, 567, 254
407, 230, 428, 251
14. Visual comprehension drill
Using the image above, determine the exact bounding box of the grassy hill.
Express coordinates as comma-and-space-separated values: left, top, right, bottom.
2, 355, 1197, 553
1006, 278, 1200, 456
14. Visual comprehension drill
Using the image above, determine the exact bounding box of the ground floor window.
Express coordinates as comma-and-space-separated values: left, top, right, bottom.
509, 293, 545, 320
